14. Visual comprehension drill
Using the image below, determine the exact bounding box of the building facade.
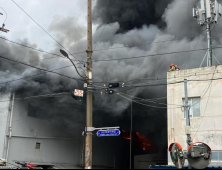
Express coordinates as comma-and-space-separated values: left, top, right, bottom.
0, 93, 82, 168
167, 66, 222, 165
0, 92, 126, 169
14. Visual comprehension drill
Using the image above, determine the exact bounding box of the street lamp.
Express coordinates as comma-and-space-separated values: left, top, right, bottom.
60, 49, 87, 78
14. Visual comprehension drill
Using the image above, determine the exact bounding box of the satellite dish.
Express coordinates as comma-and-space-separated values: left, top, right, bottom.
187, 142, 212, 169
169, 143, 185, 169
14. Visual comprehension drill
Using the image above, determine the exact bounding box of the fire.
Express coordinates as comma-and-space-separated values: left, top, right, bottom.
122, 130, 158, 153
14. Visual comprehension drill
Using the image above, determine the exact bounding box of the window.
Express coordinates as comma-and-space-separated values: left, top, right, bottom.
36, 143, 41, 150
212, 151, 222, 161
183, 97, 200, 118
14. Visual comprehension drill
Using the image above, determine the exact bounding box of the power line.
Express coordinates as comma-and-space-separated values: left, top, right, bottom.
192, 68, 216, 140
118, 93, 181, 109
0, 37, 76, 61
93, 0, 119, 50
119, 92, 182, 107
16, 92, 71, 100
3, 33, 222, 66
0, 7, 7, 24
0, 37, 197, 63
0, 65, 75, 86
11, 0, 84, 64
92, 46, 222, 62
0, 36, 182, 64
93, 39, 177, 52
0, 55, 84, 83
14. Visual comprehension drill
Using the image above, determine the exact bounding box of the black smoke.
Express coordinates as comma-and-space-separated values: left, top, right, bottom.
93, 0, 174, 32
1, 0, 222, 168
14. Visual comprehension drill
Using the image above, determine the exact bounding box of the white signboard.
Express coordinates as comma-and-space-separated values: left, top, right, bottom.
74, 89, 84, 97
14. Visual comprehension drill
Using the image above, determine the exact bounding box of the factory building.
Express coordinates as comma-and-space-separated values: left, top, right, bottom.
167, 65, 222, 166
0, 92, 123, 169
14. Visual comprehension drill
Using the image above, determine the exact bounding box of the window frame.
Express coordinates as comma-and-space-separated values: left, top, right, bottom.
182, 97, 201, 118
35, 143, 41, 150
211, 151, 222, 162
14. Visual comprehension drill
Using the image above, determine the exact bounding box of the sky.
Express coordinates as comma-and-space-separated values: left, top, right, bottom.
0, 0, 89, 51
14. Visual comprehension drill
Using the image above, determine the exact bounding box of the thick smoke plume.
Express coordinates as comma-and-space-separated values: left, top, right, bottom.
1, 0, 222, 166
93, 0, 174, 32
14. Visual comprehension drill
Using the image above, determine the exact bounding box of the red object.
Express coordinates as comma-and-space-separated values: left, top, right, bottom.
170, 63, 174, 67
26, 164, 36, 169
187, 142, 211, 151
122, 131, 158, 153
168, 143, 183, 152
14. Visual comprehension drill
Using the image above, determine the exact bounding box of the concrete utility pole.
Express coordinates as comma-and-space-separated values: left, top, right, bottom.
184, 80, 192, 169
85, 0, 93, 169
184, 80, 192, 146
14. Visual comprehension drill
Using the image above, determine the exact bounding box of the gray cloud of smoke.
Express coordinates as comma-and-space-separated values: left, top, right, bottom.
1, 0, 222, 164
1, 0, 221, 127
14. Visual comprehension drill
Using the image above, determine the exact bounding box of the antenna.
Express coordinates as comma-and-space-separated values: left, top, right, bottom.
193, 0, 222, 67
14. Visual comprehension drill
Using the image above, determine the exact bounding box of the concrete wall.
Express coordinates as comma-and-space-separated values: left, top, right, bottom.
0, 93, 11, 159
0, 94, 81, 167
167, 66, 222, 164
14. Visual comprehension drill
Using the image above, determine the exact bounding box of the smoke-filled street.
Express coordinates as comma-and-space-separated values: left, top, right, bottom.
0, 0, 222, 169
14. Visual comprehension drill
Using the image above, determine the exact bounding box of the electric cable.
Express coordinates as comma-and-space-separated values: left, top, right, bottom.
118, 93, 181, 109
0, 7, 7, 24
189, 66, 217, 107
0, 55, 85, 83
16, 92, 71, 100
91, 68, 222, 86
0, 37, 202, 63
0, 65, 74, 86
118, 92, 167, 102
93, 39, 177, 52
92, 46, 222, 62
192, 78, 214, 140
0, 37, 81, 62
2, 60, 216, 87
93, 0, 119, 50
63, 52, 87, 78
121, 68, 222, 88
11, 0, 85, 65
119, 92, 182, 107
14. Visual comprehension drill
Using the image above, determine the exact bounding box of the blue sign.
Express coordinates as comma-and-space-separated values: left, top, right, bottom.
97, 130, 121, 137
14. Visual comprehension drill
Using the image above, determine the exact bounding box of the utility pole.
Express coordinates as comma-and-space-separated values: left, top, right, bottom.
206, 18, 213, 66
85, 0, 93, 169
184, 79, 192, 146
130, 101, 132, 170
184, 80, 192, 169
6, 93, 15, 162
193, 0, 222, 67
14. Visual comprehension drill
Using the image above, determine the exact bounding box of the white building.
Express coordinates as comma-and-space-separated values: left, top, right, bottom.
167, 65, 222, 165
